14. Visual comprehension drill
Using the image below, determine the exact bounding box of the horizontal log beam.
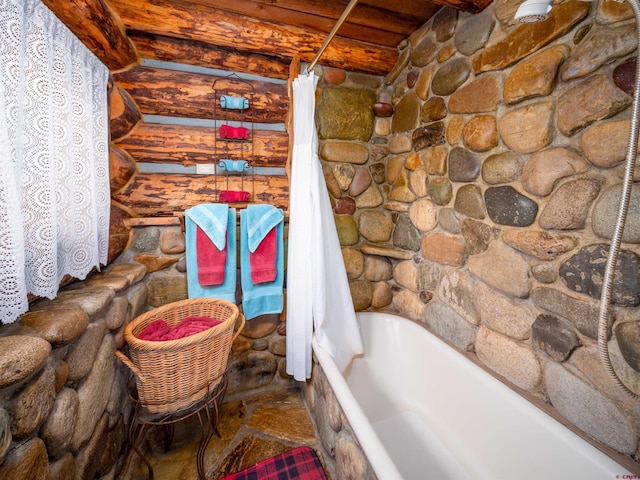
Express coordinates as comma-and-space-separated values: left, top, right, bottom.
109, 81, 142, 141
41, 0, 138, 71
115, 122, 288, 167
108, 0, 397, 75
129, 32, 292, 80
113, 66, 289, 123
112, 172, 289, 216
109, 144, 138, 193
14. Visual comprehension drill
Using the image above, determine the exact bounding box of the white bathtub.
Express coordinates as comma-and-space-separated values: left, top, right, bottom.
312, 311, 633, 480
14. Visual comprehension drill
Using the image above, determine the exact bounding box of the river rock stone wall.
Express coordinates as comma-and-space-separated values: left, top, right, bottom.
0, 262, 146, 480
314, 0, 640, 469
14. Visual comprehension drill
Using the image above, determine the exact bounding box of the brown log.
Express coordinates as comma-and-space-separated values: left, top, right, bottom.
108, 201, 136, 264
107, 0, 397, 76
115, 123, 288, 167
109, 83, 142, 141
113, 66, 289, 123
129, 32, 291, 80
110, 144, 138, 194
112, 172, 289, 216
41, 0, 138, 71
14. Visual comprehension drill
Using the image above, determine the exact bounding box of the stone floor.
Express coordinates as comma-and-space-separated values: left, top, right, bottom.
116, 384, 328, 480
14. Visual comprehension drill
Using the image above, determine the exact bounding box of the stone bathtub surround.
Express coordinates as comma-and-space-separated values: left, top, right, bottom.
312, 0, 640, 472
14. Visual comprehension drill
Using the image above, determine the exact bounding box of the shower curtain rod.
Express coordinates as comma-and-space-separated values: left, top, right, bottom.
305, 0, 359, 74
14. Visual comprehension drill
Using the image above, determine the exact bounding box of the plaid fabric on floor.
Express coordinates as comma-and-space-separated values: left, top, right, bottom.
220, 446, 328, 480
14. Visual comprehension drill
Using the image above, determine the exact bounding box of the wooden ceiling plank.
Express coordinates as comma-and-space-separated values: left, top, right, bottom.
130, 32, 291, 80
108, 0, 397, 75
42, 0, 138, 71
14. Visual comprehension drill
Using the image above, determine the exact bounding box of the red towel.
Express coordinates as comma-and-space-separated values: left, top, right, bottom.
138, 319, 171, 341
196, 225, 227, 286
138, 316, 222, 341
219, 190, 250, 203
250, 226, 277, 284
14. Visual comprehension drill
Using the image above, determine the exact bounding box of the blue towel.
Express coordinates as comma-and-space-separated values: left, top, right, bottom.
185, 204, 236, 303
240, 205, 284, 320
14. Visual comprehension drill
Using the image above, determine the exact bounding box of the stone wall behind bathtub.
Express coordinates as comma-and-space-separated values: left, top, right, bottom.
313, 0, 640, 469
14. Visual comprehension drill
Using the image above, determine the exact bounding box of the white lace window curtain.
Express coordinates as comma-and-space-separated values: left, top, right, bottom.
0, 0, 110, 324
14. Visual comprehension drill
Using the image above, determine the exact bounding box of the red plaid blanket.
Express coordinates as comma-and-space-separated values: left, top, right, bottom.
220, 446, 328, 480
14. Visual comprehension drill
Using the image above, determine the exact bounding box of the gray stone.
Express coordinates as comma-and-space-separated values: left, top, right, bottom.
615, 321, 640, 372
449, 147, 480, 182
532, 314, 580, 361
531, 263, 557, 283
421, 97, 447, 123
501, 229, 576, 261
428, 178, 453, 206
432, 58, 471, 96
592, 183, 640, 243
410, 34, 436, 67
360, 243, 413, 260
454, 184, 485, 219
0, 336, 50, 388
450, 76, 500, 114
369, 162, 386, 184
11, 363, 56, 438
477, 281, 536, 340
482, 151, 522, 185
423, 301, 477, 351
392, 91, 421, 133
558, 74, 632, 136
105, 296, 128, 331
544, 362, 637, 454
40, 387, 79, 457
349, 168, 372, 197
66, 318, 107, 382
539, 178, 601, 230
108, 262, 147, 284
454, 9, 495, 56
485, 186, 538, 227
160, 226, 185, 254
393, 213, 422, 251
131, 226, 160, 253
320, 141, 369, 164
71, 334, 116, 451
371, 282, 393, 308
531, 287, 600, 339
467, 240, 531, 298
389, 169, 417, 203
0, 438, 49, 480
394, 260, 418, 292
333, 163, 355, 191
409, 169, 428, 198
34, 286, 115, 318
462, 115, 498, 152
562, 23, 638, 81
439, 207, 462, 234
437, 268, 480, 326
315, 396, 338, 456
560, 244, 640, 306
127, 282, 148, 320
475, 326, 541, 391
408, 198, 438, 233
581, 119, 635, 169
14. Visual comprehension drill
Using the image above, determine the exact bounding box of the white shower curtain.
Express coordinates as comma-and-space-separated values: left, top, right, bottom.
0, 0, 110, 324
286, 72, 363, 381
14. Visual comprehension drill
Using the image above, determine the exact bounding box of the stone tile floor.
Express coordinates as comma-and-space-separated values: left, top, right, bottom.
117, 385, 328, 480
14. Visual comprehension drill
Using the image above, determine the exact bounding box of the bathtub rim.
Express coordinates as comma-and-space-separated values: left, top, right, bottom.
312, 334, 404, 480
312, 310, 640, 478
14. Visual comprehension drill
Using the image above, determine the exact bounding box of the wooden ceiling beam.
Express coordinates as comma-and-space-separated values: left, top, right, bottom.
108, 0, 398, 76
129, 32, 291, 80
41, 0, 138, 71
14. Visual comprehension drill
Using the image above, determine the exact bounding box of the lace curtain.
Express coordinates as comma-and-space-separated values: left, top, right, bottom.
0, 0, 110, 324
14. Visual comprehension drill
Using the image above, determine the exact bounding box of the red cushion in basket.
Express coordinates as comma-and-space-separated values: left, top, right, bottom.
138, 316, 222, 341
